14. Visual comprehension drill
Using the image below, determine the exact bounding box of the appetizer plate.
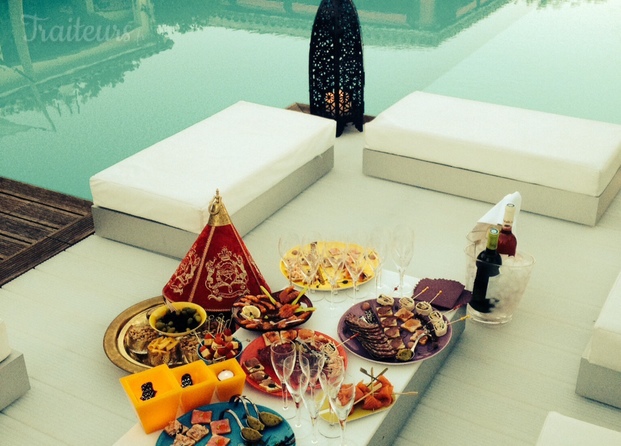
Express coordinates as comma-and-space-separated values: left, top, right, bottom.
239, 329, 348, 397
337, 298, 452, 365
104, 297, 229, 373
231, 292, 314, 332
279, 242, 378, 291
319, 395, 396, 423
156, 401, 294, 446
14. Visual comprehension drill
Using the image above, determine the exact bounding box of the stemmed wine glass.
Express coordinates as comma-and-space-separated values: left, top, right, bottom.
319, 356, 354, 445
300, 351, 327, 444
391, 224, 415, 298
283, 354, 311, 431
344, 241, 367, 301
299, 233, 324, 300
368, 227, 390, 297
278, 233, 300, 287
323, 241, 347, 308
270, 340, 297, 420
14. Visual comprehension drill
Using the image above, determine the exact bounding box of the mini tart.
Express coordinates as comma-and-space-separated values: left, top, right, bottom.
414, 301, 433, 316
377, 294, 394, 306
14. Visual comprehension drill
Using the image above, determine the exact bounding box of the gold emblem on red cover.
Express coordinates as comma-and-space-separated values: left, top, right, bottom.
204, 247, 250, 302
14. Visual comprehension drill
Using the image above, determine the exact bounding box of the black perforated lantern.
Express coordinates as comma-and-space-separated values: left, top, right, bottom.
309, 0, 364, 137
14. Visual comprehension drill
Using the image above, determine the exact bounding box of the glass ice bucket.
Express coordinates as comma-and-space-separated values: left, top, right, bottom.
464, 238, 535, 325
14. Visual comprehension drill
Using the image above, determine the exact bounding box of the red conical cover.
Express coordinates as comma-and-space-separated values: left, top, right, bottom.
162, 190, 271, 313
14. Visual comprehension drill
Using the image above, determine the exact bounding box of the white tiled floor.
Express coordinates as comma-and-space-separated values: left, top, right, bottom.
2, 130, 621, 445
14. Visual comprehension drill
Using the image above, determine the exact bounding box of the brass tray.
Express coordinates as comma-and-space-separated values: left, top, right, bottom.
103, 296, 164, 373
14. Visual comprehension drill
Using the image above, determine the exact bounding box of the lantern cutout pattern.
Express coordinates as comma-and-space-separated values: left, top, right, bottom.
309, 0, 365, 137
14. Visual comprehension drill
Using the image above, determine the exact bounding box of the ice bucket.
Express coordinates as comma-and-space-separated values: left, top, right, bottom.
464, 239, 535, 325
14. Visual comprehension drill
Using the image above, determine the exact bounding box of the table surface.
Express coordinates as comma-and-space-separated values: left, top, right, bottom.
113, 270, 462, 445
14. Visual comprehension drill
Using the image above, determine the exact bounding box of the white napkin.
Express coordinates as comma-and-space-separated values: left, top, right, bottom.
468, 191, 522, 245
478, 191, 522, 231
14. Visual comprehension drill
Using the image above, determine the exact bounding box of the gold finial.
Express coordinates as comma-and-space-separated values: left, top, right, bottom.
207, 189, 231, 227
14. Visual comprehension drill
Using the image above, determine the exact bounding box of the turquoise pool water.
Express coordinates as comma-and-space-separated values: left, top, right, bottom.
1, 0, 620, 200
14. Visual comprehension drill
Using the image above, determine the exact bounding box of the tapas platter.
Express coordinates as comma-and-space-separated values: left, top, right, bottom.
337, 297, 452, 365
231, 288, 314, 332
156, 401, 294, 446
280, 241, 378, 291
104, 297, 232, 373
239, 329, 347, 397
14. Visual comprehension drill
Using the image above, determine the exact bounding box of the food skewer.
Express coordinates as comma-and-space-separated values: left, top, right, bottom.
448, 314, 471, 325
334, 333, 359, 348
162, 295, 177, 313
428, 290, 443, 304
412, 286, 429, 300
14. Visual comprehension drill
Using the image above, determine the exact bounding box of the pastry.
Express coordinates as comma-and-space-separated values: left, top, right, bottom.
377, 294, 394, 306
414, 301, 432, 316
399, 296, 415, 311
147, 336, 179, 366
125, 324, 159, 353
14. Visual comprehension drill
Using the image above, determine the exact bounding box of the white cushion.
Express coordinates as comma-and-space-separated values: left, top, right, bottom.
364, 91, 621, 197
588, 271, 621, 372
536, 412, 621, 446
90, 101, 335, 234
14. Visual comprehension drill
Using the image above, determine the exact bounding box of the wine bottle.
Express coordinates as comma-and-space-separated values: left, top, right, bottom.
470, 227, 502, 313
497, 203, 517, 256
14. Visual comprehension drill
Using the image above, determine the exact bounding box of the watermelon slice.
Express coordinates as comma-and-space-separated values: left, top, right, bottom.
210, 418, 232, 435
190, 409, 213, 425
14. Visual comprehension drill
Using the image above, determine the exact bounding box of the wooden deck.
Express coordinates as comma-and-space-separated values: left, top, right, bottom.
0, 178, 94, 286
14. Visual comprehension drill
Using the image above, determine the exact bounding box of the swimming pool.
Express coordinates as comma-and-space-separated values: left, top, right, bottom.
1, 0, 620, 200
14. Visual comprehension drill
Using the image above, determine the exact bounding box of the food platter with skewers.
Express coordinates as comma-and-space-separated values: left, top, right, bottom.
337, 296, 456, 365
231, 286, 315, 332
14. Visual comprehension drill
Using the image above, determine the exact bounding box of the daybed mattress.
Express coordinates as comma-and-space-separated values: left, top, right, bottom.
364, 92, 621, 197
90, 101, 336, 235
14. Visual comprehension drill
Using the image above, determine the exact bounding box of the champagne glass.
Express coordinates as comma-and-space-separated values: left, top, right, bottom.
344, 241, 367, 301
283, 354, 311, 431
278, 233, 300, 287
368, 226, 391, 297
270, 340, 297, 419
391, 224, 415, 298
300, 351, 327, 444
319, 357, 354, 445
323, 241, 347, 308
299, 233, 323, 299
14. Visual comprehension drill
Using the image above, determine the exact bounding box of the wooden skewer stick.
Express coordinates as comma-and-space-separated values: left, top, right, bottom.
162, 296, 177, 313
428, 290, 443, 304
334, 333, 359, 348
412, 286, 429, 300
448, 315, 471, 325
353, 382, 418, 405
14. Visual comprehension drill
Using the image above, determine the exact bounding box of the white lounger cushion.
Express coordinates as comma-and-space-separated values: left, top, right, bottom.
536, 412, 621, 446
364, 92, 621, 197
90, 101, 335, 234
588, 271, 621, 372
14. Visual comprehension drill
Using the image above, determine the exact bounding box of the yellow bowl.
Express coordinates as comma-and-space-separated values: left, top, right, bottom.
149, 301, 207, 337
